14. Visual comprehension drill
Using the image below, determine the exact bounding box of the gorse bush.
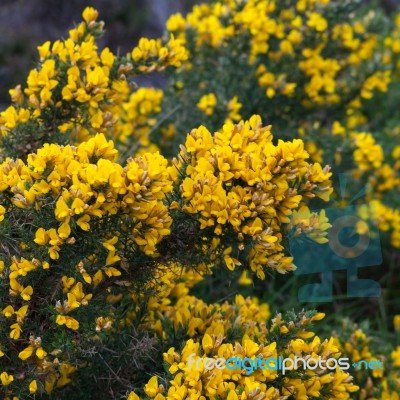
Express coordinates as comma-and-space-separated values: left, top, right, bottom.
0, 1, 399, 399
0, 7, 187, 160
0, 120, 333, 397
152, 0, 400, 251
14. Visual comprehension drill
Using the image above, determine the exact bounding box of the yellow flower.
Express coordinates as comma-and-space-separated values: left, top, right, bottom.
19, 345, 34, 360
29, 380, 38, 394
202, 333, 214, 354
361, 70, 391, 99
20, 285, 33, 301
102, 236, 118, 251
394, 315, 400, 330
36, 347, 47, 359
166, 13, 186, 32
37, 41, 51, 59
0, 371, 14, 386
307, 13, 328, 32
2, 305, 15, 318
227, 390, 239, 400
82, 6, 99, 23
127, 392, 141, 400
332, 121, 345, 136
55, 197, 71, 220
56, 315, 80, 330
392, 346, 400, 367
312, 313, 326, 321
100, 47, 115, 68
238, 271, 252, 285
105, 250, 121, 266
93, 270, 104, 286
10, 323, 23, 340
144, 376, 164, 398
352, 132, 384, 171
226, 96, 242, 122
77, 215, 91, 231
58, 222, 71, 239
16, 305, 29, 321
197, 93, 217, 116
57, 363, 77, 388
0, 205, 5, 222
103, 267, 121, 277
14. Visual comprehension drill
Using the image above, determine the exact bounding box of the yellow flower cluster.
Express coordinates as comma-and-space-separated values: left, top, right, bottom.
226, 96, 242, 123
0, 3, 399, 398
0, 134, 174, 395
128, 277, 359, 400
0, 8, 113, 137
0, 7, 186, 159
332, 320, 400, 400
332, 21, 377, 65
175, 115, 332, 278
289, 206, 331, 244
372, 200, 400, 248
123, 264, 400, 400
171, 3, 235, 48
360, 71, 392, 100
348, 134, 399, 248
196, 93, 243, 124
1, 348, 76, 396
55, 278, 93, 330
114, 87, 164, 154
256, 64, 297, 99
159, 0, 400, 260
352, 132, 384, 172
0, 133, 172, 259
299, 52, 341, 106
164, 0, 392, 106
148, 335, 358, 400
132, 35, 188, 72
0, 112, 336, 397
160, 0, 399, 255
197, 93, 217, 116
145, 278, 271, 341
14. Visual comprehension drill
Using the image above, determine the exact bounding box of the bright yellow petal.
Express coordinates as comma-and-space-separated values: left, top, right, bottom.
127, 392, 140, 400
19, 345, 34, 360
21, 286, 33, 301
29, 379, 38, 394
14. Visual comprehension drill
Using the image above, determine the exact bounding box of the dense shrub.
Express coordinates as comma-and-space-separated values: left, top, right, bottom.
0, 1, 399, 399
